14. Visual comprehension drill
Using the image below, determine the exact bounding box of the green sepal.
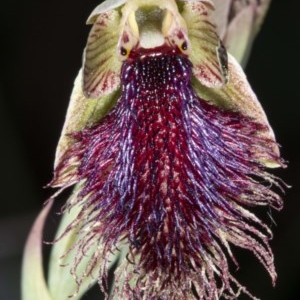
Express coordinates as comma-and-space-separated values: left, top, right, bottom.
48, 186, 120, 299
21, 199, 55, 300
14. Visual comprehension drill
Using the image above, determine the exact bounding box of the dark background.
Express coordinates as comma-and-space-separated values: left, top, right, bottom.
0, 1, 299, 299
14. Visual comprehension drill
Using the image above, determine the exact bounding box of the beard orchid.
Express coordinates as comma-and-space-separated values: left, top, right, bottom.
22, 1, 285, 299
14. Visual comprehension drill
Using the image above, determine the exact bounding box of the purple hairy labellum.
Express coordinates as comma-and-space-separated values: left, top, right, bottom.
48, 1, 285, 299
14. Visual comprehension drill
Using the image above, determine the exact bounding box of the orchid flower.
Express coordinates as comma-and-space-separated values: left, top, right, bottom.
22, 1, 285, 299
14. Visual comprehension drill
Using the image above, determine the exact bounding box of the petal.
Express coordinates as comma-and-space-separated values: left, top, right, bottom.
83, 9, 122, 98
87, 0, 129, 24
210, 0, 232, 39
224, 4, 255, 66
192, 53, 280, 167
53, 70, 120, 183
224, 0, 272, 66
181, 0, 229, 88
21, 199, 54, 300
48, 188, 120, 299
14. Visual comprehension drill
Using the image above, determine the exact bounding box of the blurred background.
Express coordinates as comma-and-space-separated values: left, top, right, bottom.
0, 0, 299, 299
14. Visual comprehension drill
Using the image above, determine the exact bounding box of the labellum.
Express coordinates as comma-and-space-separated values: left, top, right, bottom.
49, 0, 284, 299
